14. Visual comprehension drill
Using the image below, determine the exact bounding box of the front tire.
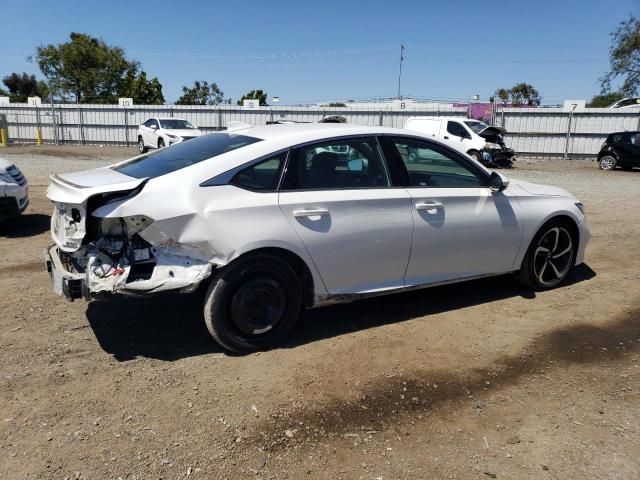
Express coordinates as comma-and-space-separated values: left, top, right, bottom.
203, 254, 302, 353
598, 155, 616, 171
468, 150, 483, 163
138, 137, 148, 154
516, 219, 576, 290
158, 138, 165, 149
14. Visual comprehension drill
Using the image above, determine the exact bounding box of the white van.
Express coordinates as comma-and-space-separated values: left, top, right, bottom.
404, 117, 506, 162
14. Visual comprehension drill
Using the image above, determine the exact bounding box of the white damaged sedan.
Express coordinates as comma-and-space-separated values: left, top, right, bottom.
46, 123, 590, 352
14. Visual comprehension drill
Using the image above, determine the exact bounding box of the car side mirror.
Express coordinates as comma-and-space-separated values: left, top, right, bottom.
150, 125, 158, 130
490, 171, 509, 192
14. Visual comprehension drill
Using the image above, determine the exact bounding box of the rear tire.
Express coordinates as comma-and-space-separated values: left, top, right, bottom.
138, 137, 148, 154
598, 155, 616, 170
203, 254, 302, 353
516, 219, 577, 290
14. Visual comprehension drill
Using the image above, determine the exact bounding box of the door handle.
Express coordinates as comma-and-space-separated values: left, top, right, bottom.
293, 208, 329, 218
415, 201, 444, 211
443, 135, 449, 139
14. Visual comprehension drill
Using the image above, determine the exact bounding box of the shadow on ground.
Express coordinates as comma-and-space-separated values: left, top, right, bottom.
86, 264, 595, 362
252, 301, 640, 447
0, 213, 50, 238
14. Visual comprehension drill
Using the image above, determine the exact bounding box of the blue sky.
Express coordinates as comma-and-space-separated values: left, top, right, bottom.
1, 0, 638, 104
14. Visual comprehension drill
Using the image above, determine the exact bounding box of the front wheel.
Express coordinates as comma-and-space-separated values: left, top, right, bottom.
468, 150, 483, 163
598, 155, 616, 171
204, 254, 302, 353
158, 138, 165, 149
138, 137, 148, 154
516, 219, 576, 290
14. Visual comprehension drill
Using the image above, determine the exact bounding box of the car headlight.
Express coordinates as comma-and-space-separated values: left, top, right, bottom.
0, 173, 17, 184
166, 134, 178, 139
575, 202, 585, 214
484, 142, 501, 149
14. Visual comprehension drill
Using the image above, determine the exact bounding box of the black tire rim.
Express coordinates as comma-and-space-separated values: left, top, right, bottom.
229, 276, 287, 337
533, 226, 573, 287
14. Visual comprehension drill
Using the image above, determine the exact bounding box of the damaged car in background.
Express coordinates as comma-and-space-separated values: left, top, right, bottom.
47, 123, 589, 353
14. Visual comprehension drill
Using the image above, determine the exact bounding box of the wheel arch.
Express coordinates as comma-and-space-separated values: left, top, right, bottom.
224, 246, 316, 308
519, 213, 580, 270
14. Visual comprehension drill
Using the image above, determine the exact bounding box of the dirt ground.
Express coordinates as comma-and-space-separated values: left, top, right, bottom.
0, 146, 639, 480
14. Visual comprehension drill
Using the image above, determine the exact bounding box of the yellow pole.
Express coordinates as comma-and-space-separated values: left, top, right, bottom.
36, 127, 42, 146
0, 128, 6, 147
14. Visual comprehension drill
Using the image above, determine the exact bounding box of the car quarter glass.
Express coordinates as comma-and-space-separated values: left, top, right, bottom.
231, 154, 285, 191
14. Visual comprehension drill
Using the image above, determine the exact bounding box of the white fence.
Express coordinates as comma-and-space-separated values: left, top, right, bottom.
1, 103, 639, 159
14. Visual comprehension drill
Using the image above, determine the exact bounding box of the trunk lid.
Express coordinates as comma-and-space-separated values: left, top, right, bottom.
47, 167, 147, 252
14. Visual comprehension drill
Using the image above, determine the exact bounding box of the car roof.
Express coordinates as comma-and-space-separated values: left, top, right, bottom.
236, 123, 412, 144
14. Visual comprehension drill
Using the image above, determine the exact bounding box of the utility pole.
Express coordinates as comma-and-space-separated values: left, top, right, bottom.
397, 45, 405, 100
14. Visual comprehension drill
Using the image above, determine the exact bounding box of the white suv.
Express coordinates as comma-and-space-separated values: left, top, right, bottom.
137, 117, 202, 153
0, 157, 29, 222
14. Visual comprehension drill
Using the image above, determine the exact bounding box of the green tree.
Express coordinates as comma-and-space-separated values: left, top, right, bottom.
0, 87, 8, 96
2, 72, 50, 102
493, 83, 542, 106
587, 91, 625, 107
237, 89, 268, 106
175, 81, 224, 105
35, 32, 139, 103
600, 14, 640, 96
493, 88, 510, 106
324, 102, 347, 107
120, 70, 164, 104
509, 83, 542, 106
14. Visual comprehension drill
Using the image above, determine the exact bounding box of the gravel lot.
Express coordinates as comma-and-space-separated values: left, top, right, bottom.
1, 145, 639, 480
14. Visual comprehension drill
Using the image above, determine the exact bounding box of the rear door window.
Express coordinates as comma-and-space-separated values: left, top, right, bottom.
281, 138, 390, 190
447, 121, 469, 138
113, 133, 262, 179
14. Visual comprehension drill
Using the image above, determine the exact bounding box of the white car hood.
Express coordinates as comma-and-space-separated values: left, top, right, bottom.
164, 129, 201, 137
509, 179, 574, 198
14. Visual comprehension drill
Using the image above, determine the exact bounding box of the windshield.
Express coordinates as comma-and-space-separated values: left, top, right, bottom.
159, 119, 195, 129
113, 133, 262, 179
463, 121, 489, 134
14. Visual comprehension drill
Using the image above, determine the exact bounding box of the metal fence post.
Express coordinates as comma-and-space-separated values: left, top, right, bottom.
77, 103, 86, 145
563, 107, 576, 161
123, 107, 130, 147
50, 98, 59, 145
35, 105, 42, 145
379, 110, 383, 126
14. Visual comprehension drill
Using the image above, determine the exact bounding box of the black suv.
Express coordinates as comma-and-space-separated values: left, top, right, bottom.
597, 131, 640, 171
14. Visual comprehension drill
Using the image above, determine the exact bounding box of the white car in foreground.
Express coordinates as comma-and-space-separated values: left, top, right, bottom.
46, 124, 590, 352
137, 117, 202, 153
0, 157, 29, 222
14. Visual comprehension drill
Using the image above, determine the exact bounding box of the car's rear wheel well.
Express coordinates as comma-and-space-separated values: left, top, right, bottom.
230, 247, 315, 308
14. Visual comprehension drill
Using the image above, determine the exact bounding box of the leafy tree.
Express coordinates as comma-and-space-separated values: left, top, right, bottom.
121, 70, 164, 104
509, 83, 542, 106
35, 32, 139, 103
587, 91, 625, 107
324, 102, 347, 107
493, 83, 542, 106
600, 14, 640, 96
493, 88, 510, 106
175, 81, 224, 105
237, 89, 268, 106
2, 72, 50, 102
0, 87, 8, 96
